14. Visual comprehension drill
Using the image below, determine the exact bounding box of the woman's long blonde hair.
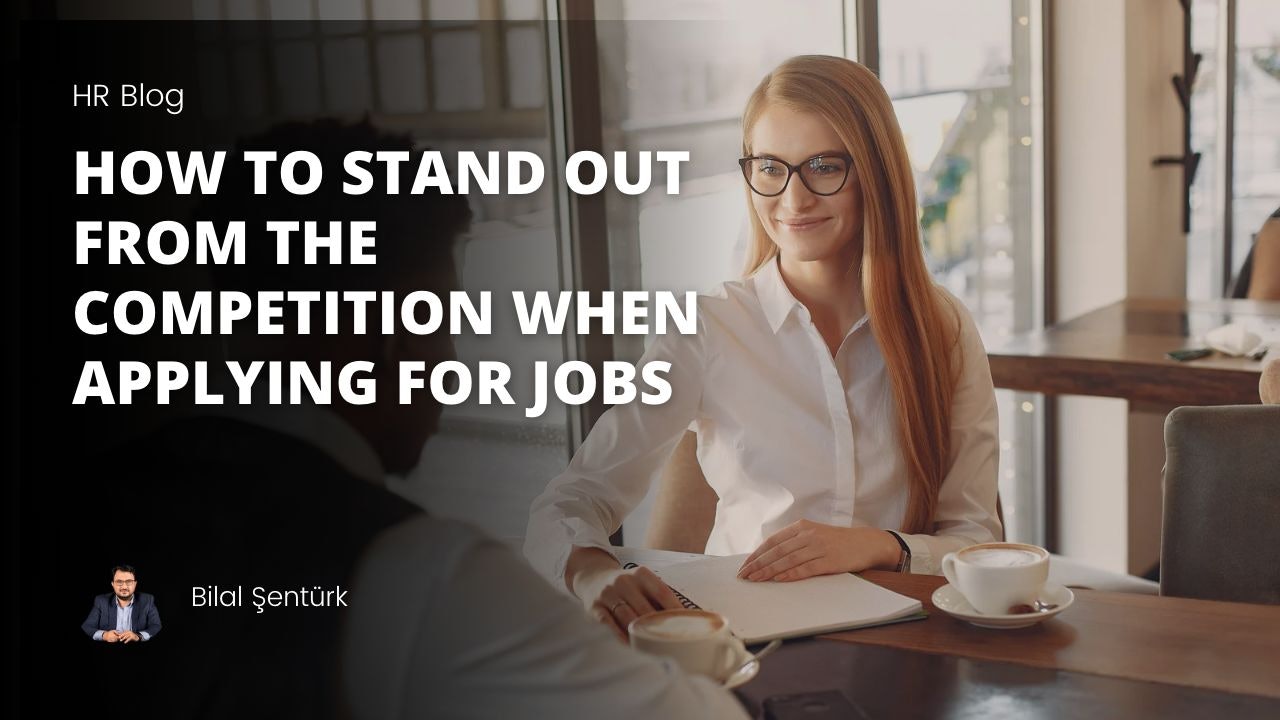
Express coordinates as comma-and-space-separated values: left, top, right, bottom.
742, 55, 960, 534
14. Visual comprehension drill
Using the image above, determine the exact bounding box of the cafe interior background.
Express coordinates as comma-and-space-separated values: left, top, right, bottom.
48, 0, 1280, 582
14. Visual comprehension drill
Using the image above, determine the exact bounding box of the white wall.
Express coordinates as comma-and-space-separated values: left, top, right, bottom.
1052, 0, 1184, 573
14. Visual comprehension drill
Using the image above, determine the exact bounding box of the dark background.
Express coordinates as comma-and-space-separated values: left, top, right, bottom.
13, 19, 532, 718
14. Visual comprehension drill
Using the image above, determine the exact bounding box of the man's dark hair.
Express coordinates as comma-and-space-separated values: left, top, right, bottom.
111, 564, 137, 580
198, 117, 473, 295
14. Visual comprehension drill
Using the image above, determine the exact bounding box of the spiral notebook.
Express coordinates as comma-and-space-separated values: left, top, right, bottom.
618, 548, 924, 644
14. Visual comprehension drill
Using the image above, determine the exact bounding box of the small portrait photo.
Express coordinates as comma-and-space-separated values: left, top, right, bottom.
81, 564, 162, 644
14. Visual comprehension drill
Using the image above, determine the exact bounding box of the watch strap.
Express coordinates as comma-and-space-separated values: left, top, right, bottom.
886, 530, 912, 573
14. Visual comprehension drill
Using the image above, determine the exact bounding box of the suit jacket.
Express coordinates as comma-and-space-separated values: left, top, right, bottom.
81, 591, 162, 639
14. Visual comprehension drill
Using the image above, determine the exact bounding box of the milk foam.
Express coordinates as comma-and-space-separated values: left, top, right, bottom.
641, 615, 720, 639
964, 548, 1041, 567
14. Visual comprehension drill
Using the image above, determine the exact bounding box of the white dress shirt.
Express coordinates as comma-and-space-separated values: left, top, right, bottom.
213, 407, 746, 718
345, 517, 749, 720
525, 257, 1001, 579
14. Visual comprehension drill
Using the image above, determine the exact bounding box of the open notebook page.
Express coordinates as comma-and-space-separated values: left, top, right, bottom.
635, 552, 923, 643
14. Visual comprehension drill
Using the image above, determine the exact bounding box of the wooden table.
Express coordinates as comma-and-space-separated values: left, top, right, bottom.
987, 298, 1280, 406
735, 571, 1280, 718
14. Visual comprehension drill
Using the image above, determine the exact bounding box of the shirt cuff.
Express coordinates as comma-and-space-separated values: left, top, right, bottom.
897, 532, 939, 575
532, 516, 621, 591
552, 540, 621, 593
140, 631, 151, 641
93, 630, 104, 641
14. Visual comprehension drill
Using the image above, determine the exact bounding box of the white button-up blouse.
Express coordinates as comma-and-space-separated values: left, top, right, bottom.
525, 257, 1002, 581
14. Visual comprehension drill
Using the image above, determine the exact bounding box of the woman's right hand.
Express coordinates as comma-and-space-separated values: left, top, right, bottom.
567, 548, 685, 640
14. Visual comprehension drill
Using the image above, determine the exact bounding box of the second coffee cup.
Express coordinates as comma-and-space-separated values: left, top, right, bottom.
629, 609, 744, 680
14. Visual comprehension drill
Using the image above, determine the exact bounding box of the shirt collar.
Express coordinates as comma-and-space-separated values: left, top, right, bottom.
752, 255, 871, 338
117, 594, 134, 608
753, 255, 804, 334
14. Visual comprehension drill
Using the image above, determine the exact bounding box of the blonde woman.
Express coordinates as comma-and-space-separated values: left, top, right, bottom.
525, 55, 1001, 638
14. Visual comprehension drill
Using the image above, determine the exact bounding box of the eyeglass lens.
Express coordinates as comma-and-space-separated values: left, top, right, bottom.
742, 156, 850, 196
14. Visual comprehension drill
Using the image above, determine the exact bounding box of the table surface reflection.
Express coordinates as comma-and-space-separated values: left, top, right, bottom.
733, 570, 1280, 719
987, 298, 1280, 406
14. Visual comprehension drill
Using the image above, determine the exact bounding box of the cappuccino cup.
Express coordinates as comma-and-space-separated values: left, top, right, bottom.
940, 543, 1049, 615
629, 609, 743, 680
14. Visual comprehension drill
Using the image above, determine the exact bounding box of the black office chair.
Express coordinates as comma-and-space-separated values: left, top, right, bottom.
1161, 405, 1280, 605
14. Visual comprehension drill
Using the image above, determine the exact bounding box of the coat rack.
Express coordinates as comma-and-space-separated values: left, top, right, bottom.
1154, 0, 1202, 234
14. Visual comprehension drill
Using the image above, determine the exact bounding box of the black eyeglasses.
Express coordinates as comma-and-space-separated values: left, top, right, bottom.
738, 154, 854, 197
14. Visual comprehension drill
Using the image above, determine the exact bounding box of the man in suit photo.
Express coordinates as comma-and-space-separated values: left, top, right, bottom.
81, 565, 162, 643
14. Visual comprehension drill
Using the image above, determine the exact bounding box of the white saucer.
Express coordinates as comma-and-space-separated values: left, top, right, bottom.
720, 643, 761, 688
932, 582, 1074, 629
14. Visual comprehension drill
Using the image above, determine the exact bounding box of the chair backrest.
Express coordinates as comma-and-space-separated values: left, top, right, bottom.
1161, 405, 1280, 604
1226, 241, 1256, 299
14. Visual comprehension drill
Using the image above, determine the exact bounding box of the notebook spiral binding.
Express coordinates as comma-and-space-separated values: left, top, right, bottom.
622, 562, 700, 610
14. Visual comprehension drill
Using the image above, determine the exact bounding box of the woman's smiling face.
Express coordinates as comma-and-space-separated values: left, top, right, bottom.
747, 104, 863, 265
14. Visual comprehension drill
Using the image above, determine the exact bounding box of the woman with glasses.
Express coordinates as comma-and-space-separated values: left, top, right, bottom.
525, 55, 1001, 638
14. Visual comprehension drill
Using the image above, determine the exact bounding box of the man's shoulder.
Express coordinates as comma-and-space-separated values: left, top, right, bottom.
136, 592, 156, 605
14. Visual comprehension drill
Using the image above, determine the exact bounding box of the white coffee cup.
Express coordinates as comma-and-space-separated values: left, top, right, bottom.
941, 542, 1049, 615
629, 609, 744, 680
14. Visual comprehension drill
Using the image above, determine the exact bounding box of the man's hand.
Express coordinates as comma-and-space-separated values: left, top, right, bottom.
119, 631, 142, 643
576, 564, 685, 641
102, 630, 120, 643
566, 547, 684, 641
737, 520, 901, 582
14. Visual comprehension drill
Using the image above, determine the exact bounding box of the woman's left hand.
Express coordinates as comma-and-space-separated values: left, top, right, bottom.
737, 520, 900, 582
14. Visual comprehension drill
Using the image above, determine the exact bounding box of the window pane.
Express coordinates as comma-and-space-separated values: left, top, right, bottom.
231, 45, 268, 117
502, 0, 541, 21
376, 34, 428, 113
505, 26, 544, 109
197, 48, 231, 118
273, 41, 323, 116
322, 38, 374, 114
268, 0, 313, 20
192, 0, 222, 21
318, 0, 364, 20
1187, 0, 1223, 300
431, 30, 486, 110
1233, 0, 1280, 279
226, 0, 262, 20
395, 23, 565, 539
372, 0, 424, 21
428, 0, 481, 22
880, 0, 1045, 544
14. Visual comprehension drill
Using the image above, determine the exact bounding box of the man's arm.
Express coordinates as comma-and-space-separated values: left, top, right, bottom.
344, 517, 748, 720
428, 537, 747, 719
139, 597, 162, 640
82, 599, 104, 640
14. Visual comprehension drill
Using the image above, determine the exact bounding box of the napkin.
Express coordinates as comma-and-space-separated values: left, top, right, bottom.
1204, 322, 1263, 357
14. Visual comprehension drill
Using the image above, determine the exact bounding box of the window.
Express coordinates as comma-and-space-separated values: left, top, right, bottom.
877, 0, 1046, 543
1188, 0, 1280, 298
191, 0, 569, 541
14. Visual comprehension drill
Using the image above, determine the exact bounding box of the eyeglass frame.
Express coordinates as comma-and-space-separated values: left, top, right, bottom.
737, 153, 855, 197
113, 579, 137, 586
